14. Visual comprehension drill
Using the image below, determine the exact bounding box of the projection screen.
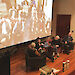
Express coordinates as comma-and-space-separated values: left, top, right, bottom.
0, 0, 53, 48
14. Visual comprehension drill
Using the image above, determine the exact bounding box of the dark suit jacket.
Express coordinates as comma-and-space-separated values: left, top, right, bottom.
52, 39, 61, 48
27, 48, 38, 57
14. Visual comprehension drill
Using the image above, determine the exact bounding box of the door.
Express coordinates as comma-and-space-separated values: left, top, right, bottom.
56, 14, 71, 38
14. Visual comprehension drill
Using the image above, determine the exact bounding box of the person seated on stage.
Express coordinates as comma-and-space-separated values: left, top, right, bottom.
44, 37, 54, 51
52, 35, 61, 57
27, 42, 41, 57
47, 37, 53, 46
37, 47, 46, 56
62, 32, 74, 51
63, 41, 70, 55
35, 37, 54, 62
40, 46, 54, 62
44, 41, 49, 48
42, 37, 55, 62
60, 37, 65, 53
46, 46, 54, 62
35, 38, 44, 50
67, 32, 74, 50
44, 37, 51, 48
45, 36, 58, 60
44, 37, 56, 59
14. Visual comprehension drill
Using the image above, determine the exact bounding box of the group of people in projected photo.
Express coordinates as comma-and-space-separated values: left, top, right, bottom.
0, 0, 52, 47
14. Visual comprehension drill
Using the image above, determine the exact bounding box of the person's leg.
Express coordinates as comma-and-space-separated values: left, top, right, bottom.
66, 46, 70, 55
53, 52, 55, 57
50, 56, 54, 62
70, 42, 74, 51
46, 54, 54, 62
57, 48, 60, 57
45, 48, 54, 62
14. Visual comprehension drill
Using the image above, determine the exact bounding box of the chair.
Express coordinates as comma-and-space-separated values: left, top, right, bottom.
25, 49, 46, 72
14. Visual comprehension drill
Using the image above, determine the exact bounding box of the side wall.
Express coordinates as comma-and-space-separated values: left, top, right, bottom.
52, 0, 75, 42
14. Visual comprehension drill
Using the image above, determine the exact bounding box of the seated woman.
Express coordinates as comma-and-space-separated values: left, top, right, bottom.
27, 42, 41, 57
52, 35, 61, 57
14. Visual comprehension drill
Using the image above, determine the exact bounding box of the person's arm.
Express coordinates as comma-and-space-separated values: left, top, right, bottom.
48, 41, 51, 46
35, 50, 41, 56
38, 47, 42, 51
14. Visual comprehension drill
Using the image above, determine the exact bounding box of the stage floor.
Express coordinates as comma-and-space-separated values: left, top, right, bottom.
10, 47, 75, 75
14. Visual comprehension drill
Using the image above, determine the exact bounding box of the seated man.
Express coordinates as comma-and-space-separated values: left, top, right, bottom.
62, 32, 74, 51
35, 38, 44, 51
26, 42, 46, 70
27, 42, 41, 57
46, 37, 53, 46
44, 37, 51, 49
43, 37, 55, 62
46, 46, 54, 62
35, 38, 54, 62
44, 37, 54, 50
67, 32, 74, 50
52, 35, 61, 57
63, 41, 70, 55
28, 40, 54, 62
44, 37, 54, 48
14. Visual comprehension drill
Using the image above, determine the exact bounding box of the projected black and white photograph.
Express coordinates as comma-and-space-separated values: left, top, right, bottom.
0, 0, 53, 48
